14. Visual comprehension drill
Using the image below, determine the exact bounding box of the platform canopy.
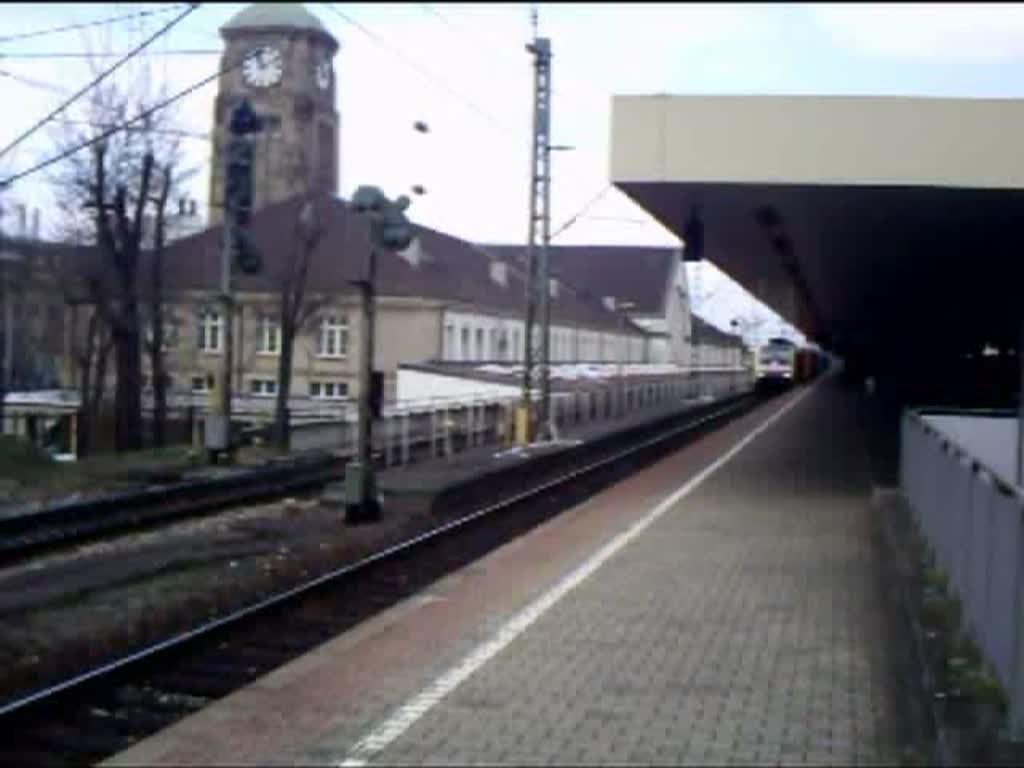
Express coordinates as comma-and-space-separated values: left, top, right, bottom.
610, 94, 1024, 376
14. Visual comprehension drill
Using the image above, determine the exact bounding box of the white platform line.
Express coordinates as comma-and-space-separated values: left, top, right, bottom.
337, 385, 815, 767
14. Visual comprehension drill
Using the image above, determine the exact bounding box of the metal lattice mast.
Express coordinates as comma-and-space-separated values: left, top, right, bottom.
521, 20, 552, 442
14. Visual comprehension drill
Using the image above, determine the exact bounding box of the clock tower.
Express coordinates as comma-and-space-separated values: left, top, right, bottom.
208, 3, 339, 225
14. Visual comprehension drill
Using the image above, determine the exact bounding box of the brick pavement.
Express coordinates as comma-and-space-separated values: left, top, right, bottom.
338, 380, 900, 766
106, 380, 905, 767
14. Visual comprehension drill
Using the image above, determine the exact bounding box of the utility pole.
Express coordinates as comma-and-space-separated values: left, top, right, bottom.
519, 11, 552, 444
208, 100, 261, 463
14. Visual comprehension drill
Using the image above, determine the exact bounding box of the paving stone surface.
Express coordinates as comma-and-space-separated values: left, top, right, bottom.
360, 382, 901, 766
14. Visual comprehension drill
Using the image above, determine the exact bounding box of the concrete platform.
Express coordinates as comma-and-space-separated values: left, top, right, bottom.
105, 378, 905, 766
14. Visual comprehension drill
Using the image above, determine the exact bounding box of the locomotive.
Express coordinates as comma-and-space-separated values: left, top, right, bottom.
755, 338, 828, 391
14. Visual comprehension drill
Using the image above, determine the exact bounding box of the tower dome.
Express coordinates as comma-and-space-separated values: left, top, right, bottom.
222, 3, 328, 35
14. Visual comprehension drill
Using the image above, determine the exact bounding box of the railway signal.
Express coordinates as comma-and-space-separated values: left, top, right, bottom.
339, 185, 414, 524
208, 100, 262, 463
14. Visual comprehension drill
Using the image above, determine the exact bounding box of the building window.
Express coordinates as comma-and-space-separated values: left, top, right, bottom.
198, 310, 222, 353
310, 380, 348, 400
250, 379, 277, 397
475, 328, 484, 360
318, 315, 348, 358
489, 328, 499, 360
512, 329, 520, 361
444, 323, 455, 360
258, 314, 280, 355
191, 374, 215, 392
460, 327, 470, 360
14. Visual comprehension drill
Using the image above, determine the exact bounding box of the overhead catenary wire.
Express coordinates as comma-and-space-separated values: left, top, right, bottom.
319, 6, 654, 308
550, 184, 611, 241
323, 3, 623, 244
417, 3, 606, 111
0, 3, 200, 163
410, 3, 637, 246
321, 3, 520, 137
0, 70, 212, 140
0, 4, 191, 45
0, 47, 259, 189
0, 67, 68, 96
0, 49, 218, 59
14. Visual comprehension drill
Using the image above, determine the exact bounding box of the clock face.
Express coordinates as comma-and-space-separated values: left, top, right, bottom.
315, 58, 331, 91
242, 46, 283, 88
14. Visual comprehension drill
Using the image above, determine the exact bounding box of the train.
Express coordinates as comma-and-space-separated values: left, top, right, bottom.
754, 338, 829, 392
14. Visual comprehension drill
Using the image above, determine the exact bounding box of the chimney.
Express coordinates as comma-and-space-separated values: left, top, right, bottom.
489, 259, 507, 287
602, 295, 616, 312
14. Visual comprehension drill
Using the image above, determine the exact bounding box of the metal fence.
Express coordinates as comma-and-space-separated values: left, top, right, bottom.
283, 367, 754, 464
900, 409, 1024, 736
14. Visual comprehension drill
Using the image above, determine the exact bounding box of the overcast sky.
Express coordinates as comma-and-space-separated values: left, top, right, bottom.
2, 2, 1023, 344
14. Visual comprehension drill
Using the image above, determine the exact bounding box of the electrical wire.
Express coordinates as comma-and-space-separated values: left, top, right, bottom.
0, 3, 200, 162
56, 118, 210, 141
0, 67, 67, 96
550, 184, 611, 241
0, 4, 191, 45
0, 47, 257, 189
417, 3, 605, 108
0, 49, 218, 59
321, 3, 521, 137
0, 70, 212, 141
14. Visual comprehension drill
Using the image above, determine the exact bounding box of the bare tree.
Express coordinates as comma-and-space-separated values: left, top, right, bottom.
266, 150, 334, 452
47, 54, 189, 452
73, 299, 114, 456
271, 195, 331, 452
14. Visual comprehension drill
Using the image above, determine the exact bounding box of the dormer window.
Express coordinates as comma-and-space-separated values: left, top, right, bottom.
489, 259, 508, 287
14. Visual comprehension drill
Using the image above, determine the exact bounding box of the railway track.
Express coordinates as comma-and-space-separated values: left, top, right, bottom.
0, 393, 763, 767
0, 455, 344, 566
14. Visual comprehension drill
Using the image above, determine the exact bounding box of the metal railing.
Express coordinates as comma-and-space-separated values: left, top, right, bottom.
283, 367, 754, 464
900, 408, 1024, 736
